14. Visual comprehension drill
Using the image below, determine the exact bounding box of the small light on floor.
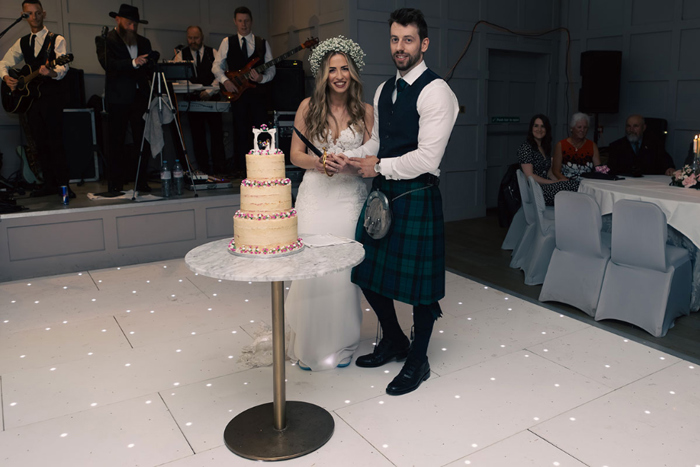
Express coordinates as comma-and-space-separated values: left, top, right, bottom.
553, 462, 560, 466
455, 395, 460, 399
130, 331, 134, 335
345, 400, 350, 404
384, 370, 389, 373
27, 283, 31, 286
286, 287, 289, 290
379, 401, 384, 404
176, 349, 182, 353
245, 299, 249, 302
382, 444, 388, 448
208, 308, 212, 311
623, 339, 629, 342
50, 367, 56, 371
508, 308, 512, 311
569, 417, 576, 421
171, 294, 176, 298
46, 327, 51, 331
116, 268, 120, 271
98, 280, 102, 283
191, 332, 196, 335
504, 297, 509, 300
20, 355, 25, 358
232, 331, 237, 334
213, 293, 217, 297
91, 403, 97, 407
458, 302, 463, 305
524, 354, 529, 357
163, 265, 167, 268
500, 344, 505, 348
371, 385, 374, 388
171, 393, 175, 396
179, 280, 183, 282
442, 348, 447, 351
173, 382, 180, 386
102, 329, 106, 332
484, 286, 488, 289
541, 331, 546, 334
554, 384, 560, 387
464, 461, 471, 465
604, 364, 610, 368
4, 320, 8, 323
91, 298, 96, 302
150, 310, 155, 313
248, 281, 252, 284
228, 355, 233, 359
250, 320, 255, 323
206, 383, 212, 387
660, 357, 665, 360
10, 402, 17, 406
644, 410, 651, 414
63, 286, 68, 290
87, 352, 93, 356
467, 317, 472, 320
63, 321, 68, 324
126, 310, 131, 313
125, 363, 131, 367
543, 349, 549, 352
186, 422, 192, 426
365, 308, 370, 312
34, 301, 39, 304
471, 443, 478, 448
147, 280, 150, 283
218, 279, 222, 282
132, 291, 136, 294
690, 366, 695, 369
490, 377, 495, 381
533, 417, 539, 421
669, 391, 676, 395
60, 433, 68, 438
127, 444, 135, 448
244, 382, 248, 385
146, 400, 151, 404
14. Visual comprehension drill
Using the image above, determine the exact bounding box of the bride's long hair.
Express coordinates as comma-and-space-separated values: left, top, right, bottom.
304, 51, 366, 143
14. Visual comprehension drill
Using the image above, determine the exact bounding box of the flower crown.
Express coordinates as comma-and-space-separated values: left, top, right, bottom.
309, 35, 365, 77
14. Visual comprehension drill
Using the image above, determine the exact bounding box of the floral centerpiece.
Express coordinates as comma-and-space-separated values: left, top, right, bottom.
670, 165, 699, 188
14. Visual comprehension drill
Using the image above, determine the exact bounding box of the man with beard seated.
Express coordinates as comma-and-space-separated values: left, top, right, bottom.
97, 4, 156, 193
607, 114, 675, 177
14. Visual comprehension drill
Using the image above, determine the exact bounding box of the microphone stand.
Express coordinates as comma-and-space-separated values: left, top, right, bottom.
0, 14, 27, 40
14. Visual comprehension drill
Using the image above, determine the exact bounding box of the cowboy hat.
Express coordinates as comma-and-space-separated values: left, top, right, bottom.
109, 4, 148, 24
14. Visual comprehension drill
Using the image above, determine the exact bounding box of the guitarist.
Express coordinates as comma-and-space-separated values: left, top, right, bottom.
212, 6, 275, 179
0, 0, 72, 199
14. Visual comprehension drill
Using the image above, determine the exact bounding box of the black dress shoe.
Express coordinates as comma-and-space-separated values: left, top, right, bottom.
355, 336, 410, 368
386, 357, 430, 396
68, 187, 76, 199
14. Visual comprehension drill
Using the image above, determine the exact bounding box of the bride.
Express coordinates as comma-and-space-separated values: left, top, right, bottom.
285, 36, 373, 370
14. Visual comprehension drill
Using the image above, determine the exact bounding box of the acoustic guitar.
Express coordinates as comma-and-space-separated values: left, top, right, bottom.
1, 53, 74, 114
220, 38, 318, 102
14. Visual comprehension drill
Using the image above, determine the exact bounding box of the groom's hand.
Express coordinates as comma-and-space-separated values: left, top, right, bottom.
348, 156, 379, 178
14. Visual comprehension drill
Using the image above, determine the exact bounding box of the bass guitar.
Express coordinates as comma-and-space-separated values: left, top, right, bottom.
1, 53, 74, 114
220, 38, 318, 102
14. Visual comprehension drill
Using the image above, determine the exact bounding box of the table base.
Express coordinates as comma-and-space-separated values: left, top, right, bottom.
223, 400, 335, 461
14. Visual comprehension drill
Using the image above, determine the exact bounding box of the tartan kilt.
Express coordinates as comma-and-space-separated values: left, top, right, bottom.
351, 176, 445, 305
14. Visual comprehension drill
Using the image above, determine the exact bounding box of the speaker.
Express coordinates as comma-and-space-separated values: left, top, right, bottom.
63, 108, 99, 183
272, 60, 305, 111
578, 50, 622, 114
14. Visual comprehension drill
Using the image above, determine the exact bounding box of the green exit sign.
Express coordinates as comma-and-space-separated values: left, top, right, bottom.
492, 116, 520, 123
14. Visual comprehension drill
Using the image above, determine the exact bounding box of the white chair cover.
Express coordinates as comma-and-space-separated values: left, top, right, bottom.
502, 207, 526, 250
510, 170, 537, 269
539, 191, 610, 316
595, 200, 692, 337
521, 176, 556, 285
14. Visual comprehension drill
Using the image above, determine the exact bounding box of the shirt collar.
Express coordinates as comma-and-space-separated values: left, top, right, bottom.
237, 32, 254, 43
395, 60, 427, 86
32, 27, 48, 39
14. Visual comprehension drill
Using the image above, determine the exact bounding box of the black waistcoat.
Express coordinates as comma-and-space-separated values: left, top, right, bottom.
20, 32, 61, 92
377, 68, 440, 161
226, 35, 266, 72
181, 46, 216, 86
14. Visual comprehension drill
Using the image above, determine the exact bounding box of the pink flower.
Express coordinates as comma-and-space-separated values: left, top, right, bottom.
682, 174, 697, 187
595, 165, 610, 174
673, 170, 683, 179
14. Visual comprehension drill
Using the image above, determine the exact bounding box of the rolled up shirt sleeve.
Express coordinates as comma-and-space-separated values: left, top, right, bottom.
212, 37, 229, 84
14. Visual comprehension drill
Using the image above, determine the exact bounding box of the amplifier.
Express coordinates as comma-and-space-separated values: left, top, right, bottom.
273, 111, 295, 165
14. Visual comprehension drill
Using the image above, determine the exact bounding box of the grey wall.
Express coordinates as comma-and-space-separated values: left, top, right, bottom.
0, 0, 268, 181
557, 0, 700, 167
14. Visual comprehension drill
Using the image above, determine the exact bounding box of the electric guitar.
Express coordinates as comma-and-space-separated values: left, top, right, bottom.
220, 38, 318, 102
1, 53, 74, 114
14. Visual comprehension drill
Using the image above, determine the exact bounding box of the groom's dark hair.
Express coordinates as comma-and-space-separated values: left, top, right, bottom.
389, 8, 428, 41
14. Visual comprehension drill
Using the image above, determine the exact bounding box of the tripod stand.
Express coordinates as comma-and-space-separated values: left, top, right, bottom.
133, 63, 198, 200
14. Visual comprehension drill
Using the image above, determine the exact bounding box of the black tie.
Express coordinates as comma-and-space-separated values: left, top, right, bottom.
633, 142, 640, 154
241, 37, 248, 60
195, 50, 200, 68
396, 78, 407, 95
30, 34, 36, 55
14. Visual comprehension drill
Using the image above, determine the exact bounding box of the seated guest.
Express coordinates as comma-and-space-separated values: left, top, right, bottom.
518, 114, 580, 206
608, 114, 675, 176
174, 26, 226, 175
552, 112, 601, 181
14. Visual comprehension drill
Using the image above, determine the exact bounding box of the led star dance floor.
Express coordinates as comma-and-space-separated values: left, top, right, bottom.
0, 261, 698, 466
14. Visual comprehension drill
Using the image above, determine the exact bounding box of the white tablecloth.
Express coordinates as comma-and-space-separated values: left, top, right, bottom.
579, 175, 700, 248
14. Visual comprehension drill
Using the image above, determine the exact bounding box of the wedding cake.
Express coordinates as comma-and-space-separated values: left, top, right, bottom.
229, 126, 303, 255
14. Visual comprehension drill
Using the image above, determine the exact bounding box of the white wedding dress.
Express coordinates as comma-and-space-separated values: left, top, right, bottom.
285, 126, 368, 370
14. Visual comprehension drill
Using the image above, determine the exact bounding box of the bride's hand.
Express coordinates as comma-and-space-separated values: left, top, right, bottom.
314, 156, 326, 174
326, 153, 348, 174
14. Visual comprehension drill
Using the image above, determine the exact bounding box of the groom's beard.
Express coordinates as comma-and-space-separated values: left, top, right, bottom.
117, 25, 138, 46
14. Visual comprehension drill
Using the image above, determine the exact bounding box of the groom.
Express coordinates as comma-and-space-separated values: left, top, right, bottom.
346, 8, 458, 395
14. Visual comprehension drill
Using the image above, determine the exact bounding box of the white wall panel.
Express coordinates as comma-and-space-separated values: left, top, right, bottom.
447, 30, 480, 76
629, 31, 672, 74
524, 0, 555, 30
448, 0, 480, 22
678, 29, 700, 72
450, 78, 479, 120
682, 0, 700, 20
626, 81, 669, 117
586, 35, 623, 50
358, 19, 389, 67
143, 0, 201, 29
443, 125, 478, 172
675, 80, 700, 121
487, 0, 518, 30
357, 0, 395, 13
632, 0, 675, 25
67, 23, 105, 74
587, 0, 624, 31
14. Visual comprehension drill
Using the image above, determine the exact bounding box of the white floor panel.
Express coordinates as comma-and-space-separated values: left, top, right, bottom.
526, 326, 680, 389
443, 430, 587, 466
2, 328, 253, 429
157, 415, 394, 467
0, 314, 130, 373
0, 394, 192, 467
163, 344, 417, 453
531, 361, 700, 467
427, 302, 588, 376
335, 351, 611, 467
442, 279, 523, 318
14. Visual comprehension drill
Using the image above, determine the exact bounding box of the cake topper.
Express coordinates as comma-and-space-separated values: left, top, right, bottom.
252, 125, 277, 151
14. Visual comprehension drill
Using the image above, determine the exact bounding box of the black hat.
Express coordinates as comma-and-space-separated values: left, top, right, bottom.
109, 4, 148, 24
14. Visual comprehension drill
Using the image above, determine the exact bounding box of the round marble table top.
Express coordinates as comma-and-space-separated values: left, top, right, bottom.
185, 238, 365, 282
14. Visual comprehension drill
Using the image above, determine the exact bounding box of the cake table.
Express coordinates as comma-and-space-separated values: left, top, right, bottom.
184, 237, 365, 461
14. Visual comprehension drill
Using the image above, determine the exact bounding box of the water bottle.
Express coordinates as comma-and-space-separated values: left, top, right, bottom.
160, 160, 172, 198
173, 159, 184, 195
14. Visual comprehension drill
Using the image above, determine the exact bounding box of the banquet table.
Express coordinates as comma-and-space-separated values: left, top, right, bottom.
579, 175, 700, 310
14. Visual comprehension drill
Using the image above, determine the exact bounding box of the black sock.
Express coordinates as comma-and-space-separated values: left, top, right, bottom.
362, 288, 406, 343
410, 302, 441, 361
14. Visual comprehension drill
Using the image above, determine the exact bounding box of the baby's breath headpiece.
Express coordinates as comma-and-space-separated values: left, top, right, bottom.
309, 35, 365, 77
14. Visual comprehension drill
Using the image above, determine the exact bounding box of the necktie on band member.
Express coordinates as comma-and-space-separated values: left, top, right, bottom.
241, 37, 248, 61
195, 49, 200, 68
30, 34, 36, 55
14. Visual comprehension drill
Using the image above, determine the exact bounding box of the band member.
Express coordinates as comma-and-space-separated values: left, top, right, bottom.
0, 0, 73, 199
347, 8, 459, 395
212, 6, 275, 178
174, 26, 226, 175
97, 3, 155, 193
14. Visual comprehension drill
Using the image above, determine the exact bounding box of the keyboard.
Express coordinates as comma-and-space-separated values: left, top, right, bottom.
177, 101, 230, 112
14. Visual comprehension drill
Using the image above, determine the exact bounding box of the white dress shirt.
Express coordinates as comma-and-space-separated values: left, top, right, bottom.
344, 61, 459, 180
0, 27, 69, 81
212, 32, 275, 85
